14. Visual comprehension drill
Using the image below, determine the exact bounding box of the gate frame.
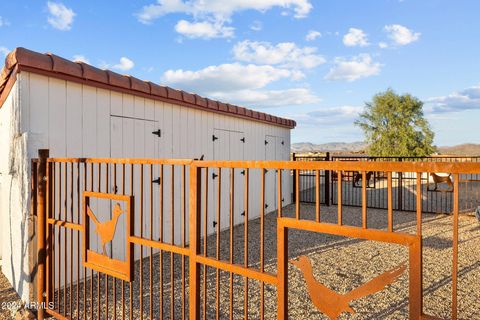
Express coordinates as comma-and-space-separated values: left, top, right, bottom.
276, 217, 422, 319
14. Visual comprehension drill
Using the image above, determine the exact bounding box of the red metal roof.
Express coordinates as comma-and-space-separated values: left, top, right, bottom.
0, 48, 296, 129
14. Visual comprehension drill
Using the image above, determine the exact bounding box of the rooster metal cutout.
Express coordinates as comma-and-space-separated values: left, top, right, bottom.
290, 256, 407, 319
86, 203, 124, 255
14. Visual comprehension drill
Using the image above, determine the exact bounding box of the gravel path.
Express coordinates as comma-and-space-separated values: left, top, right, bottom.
50, 203, 480, 319
0, 265, 22, 320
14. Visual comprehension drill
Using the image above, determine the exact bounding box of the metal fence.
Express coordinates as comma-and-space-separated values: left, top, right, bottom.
293, 153, 480, 214
31, 151, 480, 319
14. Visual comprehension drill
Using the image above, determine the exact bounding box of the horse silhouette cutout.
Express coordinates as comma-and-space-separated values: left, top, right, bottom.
290, 256, 407, 319
86, 203, 125, 255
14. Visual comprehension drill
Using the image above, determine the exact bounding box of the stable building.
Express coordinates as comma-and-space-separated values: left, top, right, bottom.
0, 48, 295, 301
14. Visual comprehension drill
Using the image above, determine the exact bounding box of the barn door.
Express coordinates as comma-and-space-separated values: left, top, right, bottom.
110, 116, 160, 260
265, 135, 277, 212
212, 129, 245, 232
212, 129, 231, 231
276, 136, 290, 206
230, 131, 245, 223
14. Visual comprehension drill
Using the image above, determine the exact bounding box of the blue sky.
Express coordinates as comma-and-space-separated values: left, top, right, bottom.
1, 0, 479, 146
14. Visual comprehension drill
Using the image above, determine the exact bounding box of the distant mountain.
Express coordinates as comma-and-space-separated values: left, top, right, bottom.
291, 141, 367, 153
437, 143, 480, 156
291, 142, 480, 156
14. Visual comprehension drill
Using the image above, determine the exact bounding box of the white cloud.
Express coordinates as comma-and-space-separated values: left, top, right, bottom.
384, 24, 420, 45
378, 42, 388, 49
292, 105, 363, 126
161, 62, 319, 107
175, 19, 234, 39
0, 16, 10, 27
162, 63, 294, 92
0, 46, 9, 57
305, 30, 321, 41
425, 84, 480, 114
110, 57, 135, 71
250, 20, 262, 31
72, 55, 89, 64
325, 54, 382, 82
136, 0, 313, 24
211, 88, 320, 107
232, 40, 326, 69
136, 0, 312, 38
343, 28, 369, 47
47, 2, 75, 31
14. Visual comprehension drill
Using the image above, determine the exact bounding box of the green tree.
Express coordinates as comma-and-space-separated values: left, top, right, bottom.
354, 89, 436, 156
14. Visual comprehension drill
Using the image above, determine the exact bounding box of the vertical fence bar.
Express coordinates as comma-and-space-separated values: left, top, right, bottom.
452, 173, 459, 320
159, 164, 164, 319
397, 158, 403, 211
415, 173, 423, 316
229, 168, 234, 320
203, 167, 208, 320
337, 171, 342, 225
362, 171, 367, 229
244, 168, 249, 320
295, 170, 299, 219
64, 162, 68, 317
189, 165, 202, 320
315, 170, 320, 222
69, 163, 74, 318
170, 165, 175, 320
260, 169, 266, 320
277, 222, 288, 320
129, 164, 134, 320
181, 165, 186, 320
387, 172, 393, 232
216, 168, 221, 320
278, 169, 283, 218
150, 164, 154, 320
325, 152, 331, 206
36, 149, 49, 320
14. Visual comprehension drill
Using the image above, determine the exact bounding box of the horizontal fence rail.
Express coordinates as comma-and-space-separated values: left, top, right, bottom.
293, 154, 480, 214
32, 155, 480, 319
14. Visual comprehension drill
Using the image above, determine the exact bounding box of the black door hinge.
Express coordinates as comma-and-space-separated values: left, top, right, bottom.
152, 129, 161, 137
212, 135, 218, 141
240, 137, 245, 143
152, 177, 161, 185
212, 173, 218, 179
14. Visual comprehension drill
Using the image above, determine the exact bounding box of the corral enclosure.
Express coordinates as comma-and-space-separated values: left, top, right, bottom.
294, 154, 480, 214
31, 157, 480, 320
0, 48, 293, 302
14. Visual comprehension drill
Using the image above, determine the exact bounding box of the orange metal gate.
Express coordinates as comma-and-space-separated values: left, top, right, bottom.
32, 151, 480, 319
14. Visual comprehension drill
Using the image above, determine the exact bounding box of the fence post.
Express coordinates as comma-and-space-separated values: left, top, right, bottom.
189, 164, 202, 319
36, 149, 49, 320
397, 157, 403, 211
292, 153, 297, 203
325, 152, 330, 206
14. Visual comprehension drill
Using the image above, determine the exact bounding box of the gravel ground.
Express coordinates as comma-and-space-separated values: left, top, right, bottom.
0, 265, 23, 319
49, 203, 480, 319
